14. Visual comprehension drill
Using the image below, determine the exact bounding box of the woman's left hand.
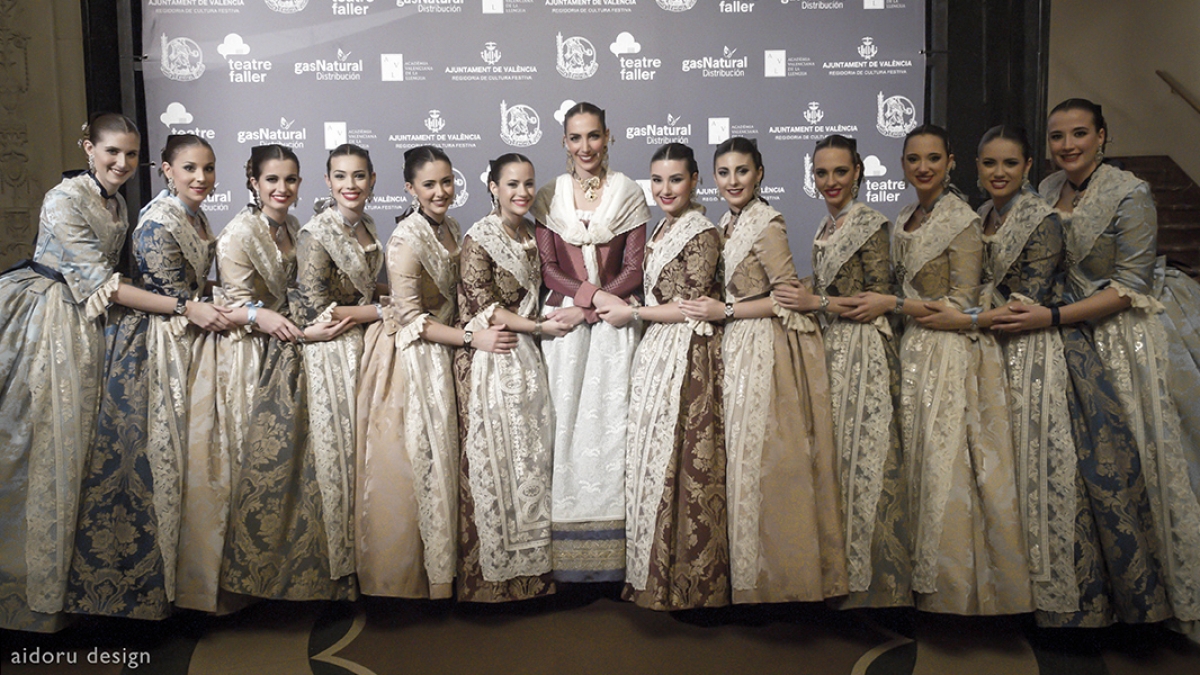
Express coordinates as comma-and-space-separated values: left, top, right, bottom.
915, 302, 972, 331
990, 303, 1052, 332
679, 296, 725, 322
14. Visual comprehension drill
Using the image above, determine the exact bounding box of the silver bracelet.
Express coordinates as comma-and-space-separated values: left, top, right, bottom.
246, 304, 258, 326
970, 312, 979, 330
819, 295, 830, 311
374, 303, 383, 320
891, 297, 905, 315
631, 306, 641, 323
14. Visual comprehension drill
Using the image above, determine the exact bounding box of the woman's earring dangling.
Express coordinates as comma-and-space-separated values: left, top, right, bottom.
253, 190, 263, 210
851, 183, 860, 200
1096, 148, 1105, 163
87, 155, 96, 172
167, 175, 177, 195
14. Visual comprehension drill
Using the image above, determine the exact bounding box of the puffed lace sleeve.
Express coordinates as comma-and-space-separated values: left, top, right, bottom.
40, 188, 123, 319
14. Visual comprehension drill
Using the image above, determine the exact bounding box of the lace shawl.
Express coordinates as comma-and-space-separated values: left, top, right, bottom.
301, 208, 382, 304
812, 202, 889, 294
1039, 164, 1142, 270
217, 206, 299, 308
893, 194, 978, 299
532, 172, 650, 285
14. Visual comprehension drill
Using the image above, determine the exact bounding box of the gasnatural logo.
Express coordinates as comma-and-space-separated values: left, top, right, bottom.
682, 46, 747, 77
425, 110, 446, 133
556, 34, 598, 80
500, 101, 543, 147
803, 153, 818, 199
205, 183, 235, 212
656, 0, 695, 9
237, 118, 307, 147
876, 92, 918, 138
161, 34, 205, 82
294, 48, 364, 80
451, 168, 469, 209
626, 113, 691, 145
397, 0, 464, 13
804, 102, 824, 125
266, 0, 308, 11
481, 41, 501, 65
858, 37, 878, 60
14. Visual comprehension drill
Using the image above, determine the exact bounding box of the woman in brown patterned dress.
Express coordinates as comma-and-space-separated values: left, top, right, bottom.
777, 134, 911, 609
453, 154, 571, 602
680, 137, 847, 604
601, 143, 728, 611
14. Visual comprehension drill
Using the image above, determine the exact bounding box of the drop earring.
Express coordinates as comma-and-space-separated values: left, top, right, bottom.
87, 154, 96, 172
167, 175, 177, 194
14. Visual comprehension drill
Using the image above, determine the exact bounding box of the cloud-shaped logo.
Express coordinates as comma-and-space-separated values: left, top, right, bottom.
479, 167, 489, 185
864, 155, 887, 177
610, 32, 641, 56
554, 99, 577, 125
217, 34, 250, 59
160, 102, 193, 127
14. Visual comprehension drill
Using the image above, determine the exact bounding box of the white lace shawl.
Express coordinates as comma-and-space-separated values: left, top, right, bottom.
532, 172, 650, 285
393, 210, 462, 303
1039, 163, 1142, 270
465, 214, 539, 325
893, 194, 979, 299
301, 207, 382, 304
812, 202, 889, 293
978, 191, 1055, 308
217, 206, 299, 309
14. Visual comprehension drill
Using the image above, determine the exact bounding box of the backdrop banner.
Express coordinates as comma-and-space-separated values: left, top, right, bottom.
144, 0, 925, 272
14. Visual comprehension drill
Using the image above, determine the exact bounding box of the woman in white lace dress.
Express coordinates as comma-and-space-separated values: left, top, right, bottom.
533, 102, 650, 583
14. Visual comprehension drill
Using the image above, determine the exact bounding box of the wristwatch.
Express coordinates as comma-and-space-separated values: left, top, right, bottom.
462, 329, 474, 348
724, 302, 735, 320
174, 297, 188, 315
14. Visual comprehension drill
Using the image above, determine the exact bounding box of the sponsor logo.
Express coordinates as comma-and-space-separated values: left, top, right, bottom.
626, 113, 691, 145
500, 101, 543, 147
656, 0, 695, 10
862, 156, 903, 203
146, 0, 245, 14
445, 41, 537, 81
295, 48, 364, 80
858, 37, 878, 60
205, 183, 235, 212
220, 34, 273, 83
481, 0, 533, 12
348, 127, 377, 147
864, 0, 907, 8
864, 0, 882, 7
803, 153, 818, 199
482, 41, 502, 65
325, 121, 347, 149
382, 54, 404, 81
451, 168, 469, 209
781, 1, 843, 8
333, 0, 373, 16
425, 110, 446, 133
765, 50, 786, 78
546, 0, 636, 12
483, 0, 504, 11
864, 155, 887, 177
612, 32, 659, 81
266, 0, 308, 11
803, 102, 824, 125
554, 100, 576, 125
682, 46, 747, 78
708, 117, 730, 145
719, 1, 753, 12
876, 92, 918, 137
237, 118, 307, 147
366, 193, 409, 213
397, 0, 465, 13
160, 34, 205, 82
159, 102, 216, 138
557, 34, 598, 79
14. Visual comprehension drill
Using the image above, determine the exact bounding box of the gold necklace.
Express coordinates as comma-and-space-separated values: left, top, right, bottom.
575, 173, 602, 201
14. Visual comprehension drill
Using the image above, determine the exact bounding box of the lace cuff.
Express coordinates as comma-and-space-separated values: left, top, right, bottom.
1111, 281, 1165, 314
395, 313, 430, 348
465, 302, 499, 333
83, 273, 121, 321
772, 299, 818, 333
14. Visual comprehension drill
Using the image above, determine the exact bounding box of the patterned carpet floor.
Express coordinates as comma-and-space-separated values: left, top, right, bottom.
4, 588, 1199, 674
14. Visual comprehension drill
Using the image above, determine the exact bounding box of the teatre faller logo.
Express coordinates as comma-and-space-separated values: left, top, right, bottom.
161, 33, 205, 82
556, 33, 598, 80
220, 34, 273, 83
500, 101, 542, 147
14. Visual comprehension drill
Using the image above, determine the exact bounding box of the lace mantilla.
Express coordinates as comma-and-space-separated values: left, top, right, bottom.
302, 209, 382, 304
533, 172, 650, 285
721, 200, 780, 299
978, 192, 1055, 307
139, 195, 214, 289
645, 207, 716, 299
468, 214, 540, 300
813, 202, 889, 294
893, 195, 978, 298
218, 206, 299, 309
724, 318, 777, 590
824, 320, 893, 592
394, 210, 461, 302
1039, 164, 1143, 268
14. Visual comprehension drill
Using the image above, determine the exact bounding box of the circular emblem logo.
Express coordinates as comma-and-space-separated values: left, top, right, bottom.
451, 169, 469, 210
876, 93, 918, 138
657, 0, 697, 11
556, 34, 598, 80
500, 101, 543, 148
161, 34, 205, 82
265, 0, 309, 12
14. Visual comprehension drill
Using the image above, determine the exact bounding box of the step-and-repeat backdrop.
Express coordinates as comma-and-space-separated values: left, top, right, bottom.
144, 0, 925, 272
